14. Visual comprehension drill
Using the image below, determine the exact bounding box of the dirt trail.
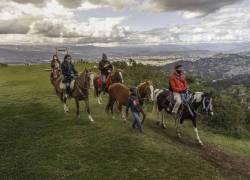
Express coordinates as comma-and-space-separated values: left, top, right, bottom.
148, 122, 250, 179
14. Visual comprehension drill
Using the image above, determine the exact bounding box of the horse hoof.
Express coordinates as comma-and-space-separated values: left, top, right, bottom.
77, 115, 80, 120
156, 121, 160, 126
198, 140, 204, 146
177, 133, 182, 139
162, 123, 167, 129
112, 116, 116, 120
88, 115, 95, 122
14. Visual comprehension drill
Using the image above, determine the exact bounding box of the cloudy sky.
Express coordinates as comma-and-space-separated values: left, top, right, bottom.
0, 0, 249, 46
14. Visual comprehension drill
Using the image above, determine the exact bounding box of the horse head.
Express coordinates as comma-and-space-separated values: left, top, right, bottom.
138, 80, 154, 102
112, 69, 124, 83
79, 68, 92, 89
193, 92, 213, 116
202, 92, 214, 116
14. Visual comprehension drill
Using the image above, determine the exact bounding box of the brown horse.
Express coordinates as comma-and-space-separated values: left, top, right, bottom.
93, 69, 124, 104
106, 81, 154, 120
51, 69, 94, 122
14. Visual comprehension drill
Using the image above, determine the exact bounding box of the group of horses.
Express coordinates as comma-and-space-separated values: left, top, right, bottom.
51, 66, 214, 146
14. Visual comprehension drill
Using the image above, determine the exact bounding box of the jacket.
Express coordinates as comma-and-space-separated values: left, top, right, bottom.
169, 72, 187, 93
99, 60, 113, 76
61, 61, 78, 81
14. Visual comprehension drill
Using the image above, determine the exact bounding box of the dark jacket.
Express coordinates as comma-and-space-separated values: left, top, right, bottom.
126, 95, 142, 113
61, 61, 78, 82
99, 60, 113, 76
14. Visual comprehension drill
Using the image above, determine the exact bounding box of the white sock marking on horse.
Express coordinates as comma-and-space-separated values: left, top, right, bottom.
64, 104, 69, 113
97, 97, 102, 105
194, 128, 203, 145
88, 115, 94, 122
121, 109, 127, 121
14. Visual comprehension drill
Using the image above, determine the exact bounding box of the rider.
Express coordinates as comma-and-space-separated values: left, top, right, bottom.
98, 53, 113, 91
169, 64, 188, 116
61, 54, 78, 97
50, 54, 61, 79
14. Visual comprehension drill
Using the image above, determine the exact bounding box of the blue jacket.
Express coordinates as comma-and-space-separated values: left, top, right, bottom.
61, 61, 78, 82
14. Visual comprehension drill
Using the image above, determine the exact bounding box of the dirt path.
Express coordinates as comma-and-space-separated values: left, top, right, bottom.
148, 121, 250, 179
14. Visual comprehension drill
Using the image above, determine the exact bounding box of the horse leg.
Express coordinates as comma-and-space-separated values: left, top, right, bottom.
120, 105, 127, 122
192, 118, 203, 145
75, 99, 80, 119
176, 117, 184, 138
63, 97, 69, 113
161, 111, 167, 129
85, 98, 94, 122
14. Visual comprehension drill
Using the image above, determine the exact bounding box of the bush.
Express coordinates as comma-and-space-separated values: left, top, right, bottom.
208, 95, 246, 136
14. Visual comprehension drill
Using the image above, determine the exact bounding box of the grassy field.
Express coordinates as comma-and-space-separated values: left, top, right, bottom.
0, 64, 250, 180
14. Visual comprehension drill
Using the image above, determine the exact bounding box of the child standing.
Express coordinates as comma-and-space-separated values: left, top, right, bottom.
126, 87, 146, 133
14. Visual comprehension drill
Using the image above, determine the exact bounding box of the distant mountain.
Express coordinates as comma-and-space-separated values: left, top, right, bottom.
162, 54, 250, 79
1, 42, 250, 64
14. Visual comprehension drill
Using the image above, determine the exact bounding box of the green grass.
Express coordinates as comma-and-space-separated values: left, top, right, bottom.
0, 64, 249, 180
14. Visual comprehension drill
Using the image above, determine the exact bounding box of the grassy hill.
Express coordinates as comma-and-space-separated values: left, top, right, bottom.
0, 64, 250, 180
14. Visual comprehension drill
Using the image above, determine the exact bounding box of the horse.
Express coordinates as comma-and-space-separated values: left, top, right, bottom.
93, 69, 124, 104
106, 81, 154, 121
51, 69, 94, 122
155, 89, 213, 145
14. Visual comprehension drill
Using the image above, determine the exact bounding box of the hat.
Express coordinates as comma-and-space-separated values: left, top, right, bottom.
174, 64, 182, 70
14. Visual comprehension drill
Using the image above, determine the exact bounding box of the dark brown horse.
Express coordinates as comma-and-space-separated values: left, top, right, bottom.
93, 69, 124, 104
155, 89, 214, 145
106, 81, 154, 120
51, 69, 94, 122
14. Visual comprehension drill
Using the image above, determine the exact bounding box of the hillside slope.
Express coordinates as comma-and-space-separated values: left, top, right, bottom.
0, 64, 250, 180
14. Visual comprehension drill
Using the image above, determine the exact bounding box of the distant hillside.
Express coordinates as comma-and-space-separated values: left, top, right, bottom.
162, 54, 250, 79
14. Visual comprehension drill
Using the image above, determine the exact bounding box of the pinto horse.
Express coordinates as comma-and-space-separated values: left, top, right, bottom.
51, 69, 94, 122
106, 81, 154, 121
93, 69, 124, 104
155, 89, 213, 145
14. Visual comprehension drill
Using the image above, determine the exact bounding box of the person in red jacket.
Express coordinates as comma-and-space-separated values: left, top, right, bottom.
169, 64, 188, 115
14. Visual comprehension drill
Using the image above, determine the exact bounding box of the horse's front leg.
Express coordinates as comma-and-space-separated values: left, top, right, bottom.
85, 98, 94, 122
75, 99, 80, 119
192, 118, 203, 146
63, 97, 69, 113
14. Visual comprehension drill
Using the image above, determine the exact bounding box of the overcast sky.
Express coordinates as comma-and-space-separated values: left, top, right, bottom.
0, 0, 249, 46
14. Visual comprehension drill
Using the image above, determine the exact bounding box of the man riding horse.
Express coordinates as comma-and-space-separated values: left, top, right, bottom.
61, 54, 78, 98
98, 53, 113, 91
169, 64, 188, 118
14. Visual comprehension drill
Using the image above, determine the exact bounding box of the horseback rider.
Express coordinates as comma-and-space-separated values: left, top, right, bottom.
50, 54, 61, 80
169, 64, 188, 116
98, 53, 113, 91
61, 54, 78, 97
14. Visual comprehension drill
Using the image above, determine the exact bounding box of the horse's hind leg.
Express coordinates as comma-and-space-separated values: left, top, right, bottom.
120, 105, 127, 122
161, 111, 167, 129
85, 98, 94, 122
75, 99, 80, 119
192, 118, 203, 145
176, 117, 184, 138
